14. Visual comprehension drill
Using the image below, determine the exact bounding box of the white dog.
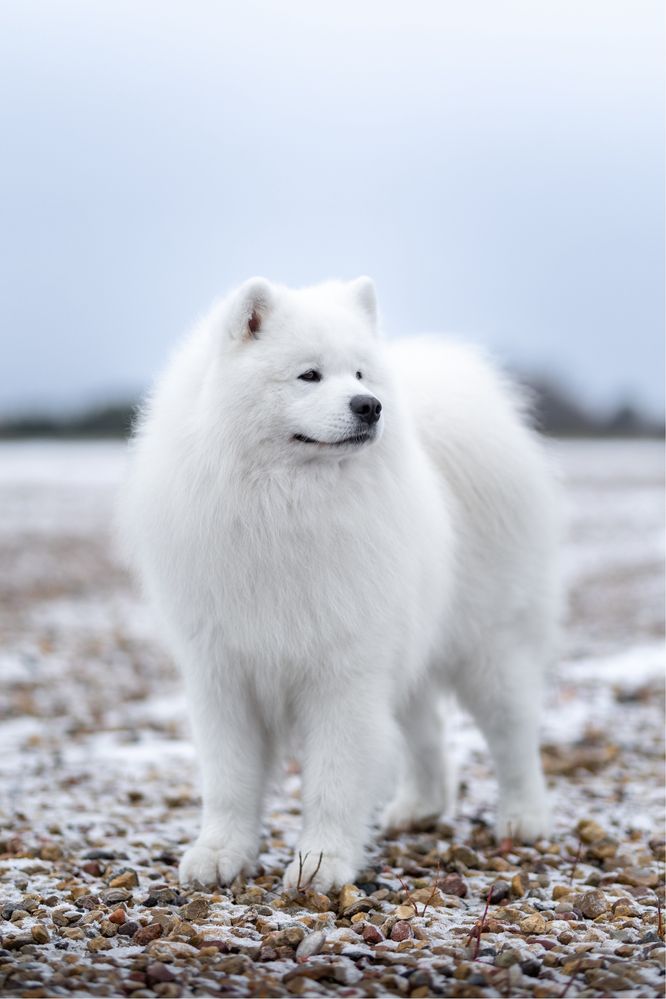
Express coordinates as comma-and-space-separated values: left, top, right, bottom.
119, 277, 560, 892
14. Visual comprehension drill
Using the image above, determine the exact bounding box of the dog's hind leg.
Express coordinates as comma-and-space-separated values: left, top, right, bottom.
381, 681, 456, 832
452, 640, 549, 843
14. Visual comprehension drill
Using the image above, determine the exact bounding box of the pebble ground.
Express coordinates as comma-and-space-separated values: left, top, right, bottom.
0, 439, 663, 997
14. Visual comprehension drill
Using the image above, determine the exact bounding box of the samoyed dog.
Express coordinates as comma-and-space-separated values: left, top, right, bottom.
119, 276, 560, 892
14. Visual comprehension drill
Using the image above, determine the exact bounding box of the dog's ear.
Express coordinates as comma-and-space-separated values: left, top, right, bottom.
227, 277, 275, 341
348, 276, 378, 333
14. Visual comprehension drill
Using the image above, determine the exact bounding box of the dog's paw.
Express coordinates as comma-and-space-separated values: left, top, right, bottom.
179, 843, 255, 887
283, 849, 357, 894
380, 794, 446, 834
496, 798, 551, 843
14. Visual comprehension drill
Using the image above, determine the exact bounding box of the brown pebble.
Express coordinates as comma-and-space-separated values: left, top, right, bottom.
511, 872, 529, 897
519, 913, 547, 934
487, 880, 510, 903
31, 924, 50, 944
40, 843, 62, 861
362, 923, 383, 945
579, 889, 608, 920
133, 922, 164, 945
617, 867, 659, 888
180, 897, 209, 920
390, 919, 412, 942
109, 868, 139, 889
108, 907, 126, 925
146, 961, 176, 984
87, 936, 112, 952
450, 845, 483, 868
577, 819, 606, 843
552, 884, 573, 900
117, 920, 140, 937
440, 873, 468, 898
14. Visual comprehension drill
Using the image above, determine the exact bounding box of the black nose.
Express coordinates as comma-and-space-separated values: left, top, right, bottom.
350, 394, 382, 426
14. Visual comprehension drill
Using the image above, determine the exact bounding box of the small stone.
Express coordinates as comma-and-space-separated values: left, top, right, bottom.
579, 889, 609, 920
51, 907, 80, 926
180, 897, 209, 920
519, 913, 547, 934
487, 880, 510, 903
390, 920, 412, 942
109, 868, 139, 889
236, 886, 266, 905
3, 933, 33, 950
611, 898, 640, 918
300, 889, 332, 912
117, 920, 140, 937
410, 887, 445, 908
617, 867, 659, 888
61, 926, 85, 940
577, 819, 606, 843
146, 962, 176, 985
84, 849, 117, 860
31, 924, 50, 944
496, 948, 522, 968
133, 922, 164, 945
108, 907, 126, 925
585, 970, 632, 991
511, 872, 529, 897
99, 919, 118, 937
146, 940, 200, 959
338, 883, 363, 913
394, 904, 416, 919
440, 872, 468, 897
40, 843, 62, 861
154, 985, 180, 999
362, 924, 383, 944
76, 893, 101, 910
552, 884, 573, 900
649, 839, 666, 861
295, 930, 326, 960
264, 926, 306, 948
451, 845, 483, 868
87, 936, 112, 952
521, 958, 541, 977
488, 856, 512, 872
144, 887, 181, 907
103, 888, 132, 904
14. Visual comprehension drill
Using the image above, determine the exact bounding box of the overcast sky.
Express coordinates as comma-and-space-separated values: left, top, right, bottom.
0, 0, 663, 417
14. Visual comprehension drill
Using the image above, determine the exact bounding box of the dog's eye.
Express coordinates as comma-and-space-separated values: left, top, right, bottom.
298, 369, 322, 382
355, 370, 363, 380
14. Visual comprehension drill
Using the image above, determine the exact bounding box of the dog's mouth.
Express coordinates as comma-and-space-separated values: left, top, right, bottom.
293, 432, 372, 447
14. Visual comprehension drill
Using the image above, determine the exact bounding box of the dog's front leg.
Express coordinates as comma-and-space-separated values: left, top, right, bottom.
179, 668, 268, 886
283, 676, 397, 893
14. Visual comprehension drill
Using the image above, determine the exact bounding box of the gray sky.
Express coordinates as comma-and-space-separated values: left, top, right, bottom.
0, 0, 663, 417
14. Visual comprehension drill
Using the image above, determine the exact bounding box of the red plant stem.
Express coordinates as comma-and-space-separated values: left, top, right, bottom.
559, 968, 578, 998
568, 840, 583, 886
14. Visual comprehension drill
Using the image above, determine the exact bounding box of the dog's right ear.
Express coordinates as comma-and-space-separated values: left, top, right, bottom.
226, 277, 275, 341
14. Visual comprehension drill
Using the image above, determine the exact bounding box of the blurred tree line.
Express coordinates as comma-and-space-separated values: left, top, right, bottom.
0, 380, 663, 439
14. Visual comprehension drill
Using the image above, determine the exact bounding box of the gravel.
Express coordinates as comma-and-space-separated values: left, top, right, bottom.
0, 439, 663, 997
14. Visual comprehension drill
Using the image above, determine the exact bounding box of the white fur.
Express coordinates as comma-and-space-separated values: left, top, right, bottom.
118, 277, 561, 891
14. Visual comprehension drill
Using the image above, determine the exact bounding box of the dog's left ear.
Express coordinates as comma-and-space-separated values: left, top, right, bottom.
227, 277, 275, 341
348, 276, 378, 333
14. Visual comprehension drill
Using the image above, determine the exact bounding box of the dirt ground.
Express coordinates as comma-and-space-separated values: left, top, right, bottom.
0, 438, 664, 998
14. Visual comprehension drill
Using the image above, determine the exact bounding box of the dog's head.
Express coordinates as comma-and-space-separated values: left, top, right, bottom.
208, 277, 392, 464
